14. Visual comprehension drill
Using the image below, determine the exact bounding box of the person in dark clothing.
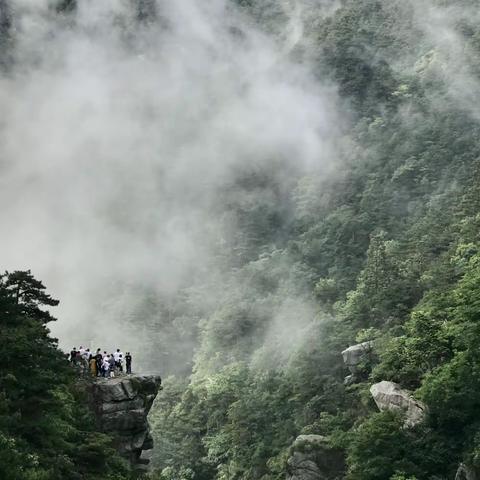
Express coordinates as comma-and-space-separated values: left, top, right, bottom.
118, 354, 123, 373
70, 347, 77, 362
74, 350, 82, 368
95, 348, 103, 377
108, 353, 115, 376
125, 352, 132, 374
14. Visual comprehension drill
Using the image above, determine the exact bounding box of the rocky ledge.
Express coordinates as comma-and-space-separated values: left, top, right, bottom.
87, 375, 162, 468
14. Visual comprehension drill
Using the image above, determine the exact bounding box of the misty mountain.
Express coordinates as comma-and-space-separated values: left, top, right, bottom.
2, 0, 480, 479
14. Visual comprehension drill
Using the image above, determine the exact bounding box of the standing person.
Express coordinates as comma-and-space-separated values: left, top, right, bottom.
114, 349, 120, 367
74, 350, 81, 365
102, 356, 110, 378
108, 354, 115, 377
70, 347, 77, 362
118, 354, 123, 373
95, 349, 103, 377
125, 352, 132, 374
89, 356, 97, 377
81, 350, 89, 375
114, 349, 124, 372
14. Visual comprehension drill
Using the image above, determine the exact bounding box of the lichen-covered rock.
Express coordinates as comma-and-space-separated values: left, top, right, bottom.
286, 435, 345, 480
370, 380, 426, 428
88, 375, 161, 467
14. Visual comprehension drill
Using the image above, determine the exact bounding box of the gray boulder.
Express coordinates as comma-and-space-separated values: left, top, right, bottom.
370, 380, 426, 428
341, 341, 374, 385
87, 375, 162, 467
286, 435, 345, 480
342, 341, 374, 374
456, 463, 478, 480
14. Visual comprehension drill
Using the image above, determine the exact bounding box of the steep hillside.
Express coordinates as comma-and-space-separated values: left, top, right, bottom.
148, 1, 480, 479
2, 1, 480, 479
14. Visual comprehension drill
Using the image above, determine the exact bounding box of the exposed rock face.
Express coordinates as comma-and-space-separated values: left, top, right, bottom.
370, 380, 426, 428
341, 341, 374, 385
88, 375, 162, 468
456, 463, 478, 480
286, 435, 345, 480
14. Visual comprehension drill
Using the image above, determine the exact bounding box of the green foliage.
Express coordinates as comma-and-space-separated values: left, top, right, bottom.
0, 433, 50, 480
150, 365, 300, 480
0, 271, 132, 480
8, 0, 480, 478
346, 412, 453, 480
149, 0, 480, 477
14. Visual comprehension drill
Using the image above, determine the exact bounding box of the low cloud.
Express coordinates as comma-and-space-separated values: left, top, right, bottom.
0, 0, 344, 368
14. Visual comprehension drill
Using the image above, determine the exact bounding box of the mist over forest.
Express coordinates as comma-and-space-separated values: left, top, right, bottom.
2, 0, 480, 479
1, 0, 345, 371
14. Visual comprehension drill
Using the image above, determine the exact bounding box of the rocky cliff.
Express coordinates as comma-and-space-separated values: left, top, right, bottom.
87, 375, 162, 468
286, 435, 345, 480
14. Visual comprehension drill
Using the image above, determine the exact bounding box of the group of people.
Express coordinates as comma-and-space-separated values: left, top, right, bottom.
69, 346, 133, 378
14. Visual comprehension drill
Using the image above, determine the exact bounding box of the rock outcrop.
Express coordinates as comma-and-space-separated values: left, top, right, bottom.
370, 380, 426, 428
341, 341, 374, 385
286, 435, 345, 480
456, 463, 478, 480
88, 375, 162, 468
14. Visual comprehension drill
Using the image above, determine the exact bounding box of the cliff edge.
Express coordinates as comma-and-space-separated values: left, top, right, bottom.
87, 375, 162, 468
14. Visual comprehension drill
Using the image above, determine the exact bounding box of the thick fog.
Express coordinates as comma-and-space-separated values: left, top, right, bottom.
0, 0, 343, 365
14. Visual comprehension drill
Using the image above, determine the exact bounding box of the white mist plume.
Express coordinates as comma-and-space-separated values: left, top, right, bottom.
0, 0, 343, 367
405, 1, 480, 121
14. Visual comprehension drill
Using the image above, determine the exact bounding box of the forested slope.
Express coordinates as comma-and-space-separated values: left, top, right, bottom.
148, 1, 480, 479
2, 0, 480, 479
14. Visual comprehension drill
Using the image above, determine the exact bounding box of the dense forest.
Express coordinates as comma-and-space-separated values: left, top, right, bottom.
3, 0, 480, 479
148, 1, 480, 479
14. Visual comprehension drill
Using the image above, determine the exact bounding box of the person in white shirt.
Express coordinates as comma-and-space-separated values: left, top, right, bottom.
114, 349, 124, 372
113, 349, 121, 362
102, 357, 110, 378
